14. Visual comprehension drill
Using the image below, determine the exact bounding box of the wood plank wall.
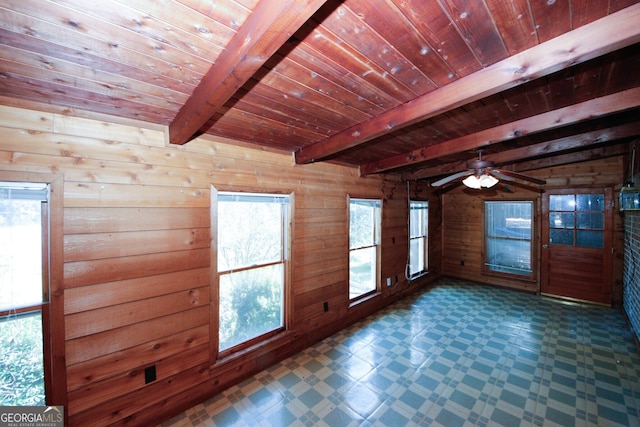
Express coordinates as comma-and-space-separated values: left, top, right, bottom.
442, 156, 626, 304
0, 105, 439, 426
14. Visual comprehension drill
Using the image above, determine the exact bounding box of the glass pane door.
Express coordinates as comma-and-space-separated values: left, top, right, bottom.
541, 189, 613, 304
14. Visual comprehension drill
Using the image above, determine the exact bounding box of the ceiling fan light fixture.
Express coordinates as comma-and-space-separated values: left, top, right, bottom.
480, 174, 499, 188
462, 175, 481, 189
463, 173, 499, 189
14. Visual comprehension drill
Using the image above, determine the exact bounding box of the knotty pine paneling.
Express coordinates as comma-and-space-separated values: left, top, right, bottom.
442, 186, 538, 291
64, 268, 210, 315
442, 156, 625, 298
65, 306, 210, 367
67, 343, 209, 416
64, 228, 210, 262
65, 325, 210, 391
0, 105, 437, 426
69, 343, 209, 413
65, 287, 209, 340
63, 247, 211, 288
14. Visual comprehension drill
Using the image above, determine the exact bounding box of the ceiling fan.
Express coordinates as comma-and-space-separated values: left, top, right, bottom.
430, 151, 546, 189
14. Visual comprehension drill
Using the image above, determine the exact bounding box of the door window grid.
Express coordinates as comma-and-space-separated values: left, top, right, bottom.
549, 194, 604, 248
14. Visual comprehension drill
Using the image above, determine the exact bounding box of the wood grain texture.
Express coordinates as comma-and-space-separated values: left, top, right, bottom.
169, 0, 329, 144
363, 88, 640, 174
296, 4, 640, 163
441, 157, 624, 299
0, 105, 430, 425
0, 0, 638, 180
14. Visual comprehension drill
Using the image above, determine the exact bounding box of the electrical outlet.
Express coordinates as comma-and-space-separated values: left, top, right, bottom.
144, 365, 156, 384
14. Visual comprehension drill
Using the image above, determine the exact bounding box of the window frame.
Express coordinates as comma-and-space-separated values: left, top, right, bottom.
348, 196, 382, 303
214, 190, 291, 358
0, 171, 65, 410
0, 183, 48, 407
408, 200, 429, 279
482, 200, 536, 281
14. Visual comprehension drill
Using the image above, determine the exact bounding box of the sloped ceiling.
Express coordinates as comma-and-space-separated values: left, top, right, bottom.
1, 0, 639, 183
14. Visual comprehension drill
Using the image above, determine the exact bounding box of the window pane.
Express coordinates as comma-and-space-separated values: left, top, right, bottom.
409, 201, 428, 276
486, 237, 531, 275
550, 195, 575, 211
349, 247, 376, 299
349, 199, 380, 300
0, 184, 47, 406
219, 264, 284, 351
218, 198, 283, 271
486, 202, 532, 237
349, 200, 378, 249
0, 198, 43, 311
409, 201, 428, 239
217, 193, 288, 352
576, 194, 604, 211
0, 311, 45, 405
549, 212, 574, 229
550, 229, 574, 246
577, 231, 604, 248
409, 213, 420, 238
485, 201, 532, 277
577, 212, 604, 230
409, 238, 425, 275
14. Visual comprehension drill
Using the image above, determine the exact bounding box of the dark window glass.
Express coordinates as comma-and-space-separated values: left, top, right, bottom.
577, 231, 604, 248
485, 201, 533, 277
550, 229, 574, 246
550, 195, 575, 211
577, 212, 604, 230
549, 212, 574, 229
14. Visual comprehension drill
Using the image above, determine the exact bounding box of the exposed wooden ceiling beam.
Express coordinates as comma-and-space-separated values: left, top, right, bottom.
361, 87, 640, 175
513, 144, 628, 173
168, 0, 328, 145
294, 3, 640, 164
405, 122, 640, 180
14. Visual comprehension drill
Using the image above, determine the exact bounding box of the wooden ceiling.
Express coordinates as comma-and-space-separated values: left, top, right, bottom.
1, 0, 639, 183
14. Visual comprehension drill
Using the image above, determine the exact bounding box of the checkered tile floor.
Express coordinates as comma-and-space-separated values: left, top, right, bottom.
160, 278, 640, 426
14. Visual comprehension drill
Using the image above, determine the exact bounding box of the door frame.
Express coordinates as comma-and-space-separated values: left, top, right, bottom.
540, 187, 613, 304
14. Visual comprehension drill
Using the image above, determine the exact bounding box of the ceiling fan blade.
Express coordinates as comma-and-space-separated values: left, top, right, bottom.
431, 170, 472, 187
491, 169, 546, 185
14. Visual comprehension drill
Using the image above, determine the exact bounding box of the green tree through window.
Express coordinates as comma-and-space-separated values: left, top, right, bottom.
349, 198, 381, 300
0, 183, 48, 405
217, 193, 289, 352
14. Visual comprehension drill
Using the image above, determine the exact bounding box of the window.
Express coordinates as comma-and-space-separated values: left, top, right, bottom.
349, 198, 381, 300
484, 201, 533, 278
408, 200, 428, 278
217, 192, 290, 353
0, 182, 48, 405
549, 194, 604, 248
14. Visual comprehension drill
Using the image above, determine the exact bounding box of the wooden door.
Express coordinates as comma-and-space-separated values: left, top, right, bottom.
541, 188, 613, 305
